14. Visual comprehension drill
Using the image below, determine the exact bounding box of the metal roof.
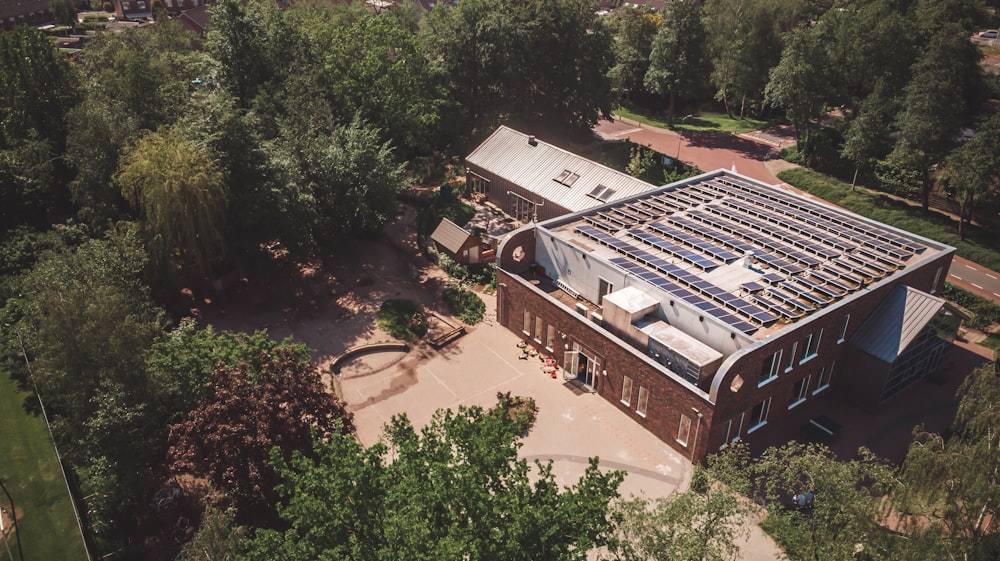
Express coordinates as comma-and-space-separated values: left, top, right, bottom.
849, 285, 945, 362
431, 218, 474, 254
466, 126, 657, 212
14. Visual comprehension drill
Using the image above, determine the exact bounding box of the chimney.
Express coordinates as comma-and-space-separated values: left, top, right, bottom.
528, 135, 538, 146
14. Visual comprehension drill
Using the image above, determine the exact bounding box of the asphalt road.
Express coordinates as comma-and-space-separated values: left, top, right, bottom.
594, 117, 1000, 305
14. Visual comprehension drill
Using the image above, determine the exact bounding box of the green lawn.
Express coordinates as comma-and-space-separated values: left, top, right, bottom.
778, 168, 1000, 272
614, 106, 772, 134
0, 370, 89, 561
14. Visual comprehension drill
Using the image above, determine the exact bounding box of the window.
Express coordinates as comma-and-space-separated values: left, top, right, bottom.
932, 266, 942, 294
721, 413, 744, 449
815, 362, 834, 394
533, 316, 543, 343
137, 0, 146, 8
598, 278, 613, 305
122, 1, 130, 9
469, 172, 490, 195
545, 325, 555, 351
636, 387, 649, 417
677, 414, 692, 446
760, 350, 782, 385
785, 342, 798, 372
748, 398, 771, 432
838, 315, 850, 343
165, 0, 173, 7
621, 376, 633, 406
789, 376, 810, 409
802, 329, 822, 361
554, 169, 572, 183
522, 309, 531, 336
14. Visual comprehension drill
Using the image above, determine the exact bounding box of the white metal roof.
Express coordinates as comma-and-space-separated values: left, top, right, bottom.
431, 218, 474, 254
849, 285, 945, 362
465, 126, 657, 212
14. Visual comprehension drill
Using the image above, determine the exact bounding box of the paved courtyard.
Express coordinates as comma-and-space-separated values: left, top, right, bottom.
336, 298, 784, 560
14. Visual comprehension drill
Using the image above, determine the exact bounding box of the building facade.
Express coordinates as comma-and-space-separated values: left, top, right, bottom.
1, 0, 54, 30
495, 169, 955, 463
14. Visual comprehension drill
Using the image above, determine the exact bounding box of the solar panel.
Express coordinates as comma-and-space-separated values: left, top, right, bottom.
767, 288, 814, 312
624, 203, 657, 220
761, 273, 785, 284
780, 282, 830, 306
741, 282, 765, 293
753, 294, 803, 320
702, 205, 822, 267
794, 276, 843, 300
808, 269, 855, 293
647, 222, 739, 263
587, 185, 605, 198
627, 230, 718, 271
584, 216, 619, 234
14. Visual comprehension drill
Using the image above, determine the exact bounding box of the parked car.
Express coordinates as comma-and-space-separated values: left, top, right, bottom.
979, 30, 999, 38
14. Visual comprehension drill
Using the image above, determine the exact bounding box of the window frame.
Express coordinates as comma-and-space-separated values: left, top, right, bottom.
789, 375, 811, 409
677, 414, 692, 446
545, 325, 555, 351
533, 315, 544, 343
522, 309, 531, 336
621, 376, 633, 406
838, 314, 850, 343
636, 386, 649, 417
814, 362, 834, 394
760, 349, 782, 385
802, 329, 823, 362
785, 342, 798, 372
747, 398, 771, 433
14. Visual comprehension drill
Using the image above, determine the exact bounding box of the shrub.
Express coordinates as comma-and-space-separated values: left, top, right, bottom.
494, 391, 538, 433
442, 287, 485, 324
376, 299, 427, 343
438, 253, 469, 281
103, 1, 113, 11
942, 284, 1000, 329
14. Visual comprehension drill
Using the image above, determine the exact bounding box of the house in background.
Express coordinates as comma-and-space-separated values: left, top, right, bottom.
430, 218, 491, 265
494, 167, 956, 463
1, 0, 54, 30
465, 126, 659, 224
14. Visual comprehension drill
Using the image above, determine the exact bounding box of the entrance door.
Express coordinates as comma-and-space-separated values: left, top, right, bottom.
509, 192, 534, 222
569, 342, 599, 389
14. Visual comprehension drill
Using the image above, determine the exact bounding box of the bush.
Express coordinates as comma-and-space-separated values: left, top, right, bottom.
376, 299, 428, 343
494, 391, 538, 433
942, 284, 1000, 329
442, 287, 485, 324
103, 1, 113, 11
438, 253, 469, 281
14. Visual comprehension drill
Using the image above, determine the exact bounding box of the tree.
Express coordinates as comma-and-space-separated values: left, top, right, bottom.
764, 26, 829, 148
941, 113, 1000, 240
273, 117, 406, 254
166, 348, 354, 521
886, 24, 983, 211
604, 468, 750, 561
607, 8, 660, 103
895, 364, 1000, 561
176, 506, 247, 561
244, 396, 624, 560
712, 441, 897, 561
0, 27, 81, 231
644, 0, 710, 123
145, 317, 310, 424
115, 126, 228, 284
841, 80, 898, 189
50, 0, 78, 27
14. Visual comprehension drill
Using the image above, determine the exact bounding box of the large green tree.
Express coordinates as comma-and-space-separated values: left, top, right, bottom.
712, 442, 897, 561
941, 113, 1000, 240
644, 0, 710, 124
765, 25, 831, 148
895, 364, 1000, 560
243, 396, 624, 560
0, 27, 80, 231
604, 468, 750, 561
115, 126, 229, 284
607, 8, 660, 103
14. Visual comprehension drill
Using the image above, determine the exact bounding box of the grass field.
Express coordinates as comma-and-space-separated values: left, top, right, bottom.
615, 106, 772, 134
0, 370, 88, 561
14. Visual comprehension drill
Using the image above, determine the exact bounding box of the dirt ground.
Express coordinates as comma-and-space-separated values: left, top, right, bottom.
199, 203, 493, 389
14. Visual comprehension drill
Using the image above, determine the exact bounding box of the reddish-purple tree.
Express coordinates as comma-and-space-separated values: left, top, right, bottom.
166, 347, 354, 521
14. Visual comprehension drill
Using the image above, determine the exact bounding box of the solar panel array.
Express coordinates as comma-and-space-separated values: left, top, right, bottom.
564, 173, 931, 330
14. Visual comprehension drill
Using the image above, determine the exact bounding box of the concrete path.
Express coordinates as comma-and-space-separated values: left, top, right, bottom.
338, 296, 785, 561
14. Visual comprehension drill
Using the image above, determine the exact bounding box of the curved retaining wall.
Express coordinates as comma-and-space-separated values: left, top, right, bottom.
331, 342, 410, 375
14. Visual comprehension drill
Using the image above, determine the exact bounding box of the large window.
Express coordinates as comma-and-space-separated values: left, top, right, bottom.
760, 350, 782, 385
636, 387, 649, 417
748, 398, 771, 433
720, 413, 744, 449
789, 376, 810, 409
621, 376, 633, 406
469, 172, 490, 195
815, 362, 834, 394
545, 325, 555, 351
677, 414, 692, 446
838, 315, 850, 343
533, 316, 544, 343
522, 309, 531, 336
803, 329, 823, 361
785, 342, 798, 372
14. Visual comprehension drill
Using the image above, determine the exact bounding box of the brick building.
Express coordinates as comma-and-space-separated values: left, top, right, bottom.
494, 167, 956, 463
465, 126, 659, 223
1, 0, 54, 30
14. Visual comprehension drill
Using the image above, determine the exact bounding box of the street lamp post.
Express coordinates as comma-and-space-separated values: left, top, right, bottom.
691, 407, 704, 461
676, 114, 694, 160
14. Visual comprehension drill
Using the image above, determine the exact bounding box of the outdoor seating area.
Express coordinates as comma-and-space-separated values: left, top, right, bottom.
517, 341, 560, 378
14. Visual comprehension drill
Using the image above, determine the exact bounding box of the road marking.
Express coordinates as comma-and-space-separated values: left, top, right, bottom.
994, 292, 1000, 298
612, 127, 642, 137
950, 274, 963, 280
987, 274, 997, 280
422, 365, 459, 399
964, 264, 978, 271
972, 283, 984, 290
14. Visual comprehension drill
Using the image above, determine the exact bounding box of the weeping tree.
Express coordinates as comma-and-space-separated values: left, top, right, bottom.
115, 126, 228, 285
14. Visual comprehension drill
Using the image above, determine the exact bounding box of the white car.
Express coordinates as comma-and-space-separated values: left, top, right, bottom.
979, 30, 999, 39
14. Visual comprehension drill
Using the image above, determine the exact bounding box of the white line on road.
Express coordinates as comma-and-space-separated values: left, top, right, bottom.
964, 264, 978, 271
950, 274, 964, 280
994, 293, 1000, 298
613, 127, 643, 137
972, 283, 984, 290
988, 274, 997, 280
